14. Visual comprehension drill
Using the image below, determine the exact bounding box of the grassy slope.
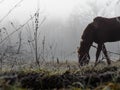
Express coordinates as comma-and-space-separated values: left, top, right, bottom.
0, 60, 120, 90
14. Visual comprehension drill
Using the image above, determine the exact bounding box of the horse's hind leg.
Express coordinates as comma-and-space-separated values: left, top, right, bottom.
102, 44, 111, 65
95, 44, 102, 66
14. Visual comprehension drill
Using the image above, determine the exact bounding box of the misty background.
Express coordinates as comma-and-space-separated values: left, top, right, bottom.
0, 0, 120, 63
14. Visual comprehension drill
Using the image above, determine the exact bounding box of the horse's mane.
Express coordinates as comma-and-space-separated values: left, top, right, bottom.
81, 22, 95, 42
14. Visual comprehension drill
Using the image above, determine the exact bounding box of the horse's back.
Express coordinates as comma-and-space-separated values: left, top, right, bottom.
93, 16, 120, 26
93, 16, 120, 43
82, 16, 120, 43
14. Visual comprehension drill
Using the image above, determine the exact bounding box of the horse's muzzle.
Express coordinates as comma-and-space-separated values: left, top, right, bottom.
78, 55, 89, 66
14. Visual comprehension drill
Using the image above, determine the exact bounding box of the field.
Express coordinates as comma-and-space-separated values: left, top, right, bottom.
0, 60, 120, 90
1, 0, 120, 90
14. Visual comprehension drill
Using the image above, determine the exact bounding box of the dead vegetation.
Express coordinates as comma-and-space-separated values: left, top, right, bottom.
0, 61, 120, 90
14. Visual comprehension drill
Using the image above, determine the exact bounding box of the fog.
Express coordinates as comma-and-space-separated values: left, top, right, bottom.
0, 0, 120, 62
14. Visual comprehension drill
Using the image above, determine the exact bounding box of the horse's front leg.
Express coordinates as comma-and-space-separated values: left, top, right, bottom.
85, 53, 90, 65
95, 44, 102, 66
102, 44, 111, 65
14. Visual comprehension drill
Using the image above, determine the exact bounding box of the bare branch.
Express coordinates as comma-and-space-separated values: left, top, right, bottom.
0, 0, 24, 23
0, 13, 36, 44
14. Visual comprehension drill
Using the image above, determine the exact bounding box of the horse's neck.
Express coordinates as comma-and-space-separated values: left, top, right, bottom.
83, 40, 93, 53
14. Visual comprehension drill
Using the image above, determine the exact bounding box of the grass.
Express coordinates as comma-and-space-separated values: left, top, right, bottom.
0, 60, 120, 90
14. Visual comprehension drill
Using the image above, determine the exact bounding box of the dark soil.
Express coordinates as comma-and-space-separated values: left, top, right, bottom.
0, 66, 120, 90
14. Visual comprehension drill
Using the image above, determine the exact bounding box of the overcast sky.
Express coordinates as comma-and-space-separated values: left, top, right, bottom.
0, 0, 89, 24
0, 0, 120, 22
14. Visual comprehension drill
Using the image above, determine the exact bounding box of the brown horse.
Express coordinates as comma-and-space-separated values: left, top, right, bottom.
78, 16, 120, 66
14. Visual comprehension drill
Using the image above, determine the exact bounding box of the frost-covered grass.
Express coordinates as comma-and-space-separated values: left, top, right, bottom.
0, 60, 120, 90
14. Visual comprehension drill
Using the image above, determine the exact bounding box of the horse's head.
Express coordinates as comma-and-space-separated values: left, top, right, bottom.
77, 23, 94, 66
77, 40, 91, 66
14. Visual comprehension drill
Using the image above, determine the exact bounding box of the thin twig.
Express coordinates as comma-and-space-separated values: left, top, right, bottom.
0, 13, 36, 44
0, 0, 24, 23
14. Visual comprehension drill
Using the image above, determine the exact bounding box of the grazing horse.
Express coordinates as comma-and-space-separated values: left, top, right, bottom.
78, 16, 120, 66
